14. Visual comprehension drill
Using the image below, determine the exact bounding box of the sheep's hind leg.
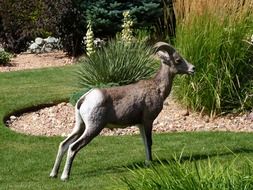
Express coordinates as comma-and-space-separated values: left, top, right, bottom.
139, 122, 153, 164
50, 111, 85, 178
60, 124, 103, 181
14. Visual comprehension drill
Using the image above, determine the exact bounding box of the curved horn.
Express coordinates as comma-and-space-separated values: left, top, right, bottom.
154, 42, 176, 55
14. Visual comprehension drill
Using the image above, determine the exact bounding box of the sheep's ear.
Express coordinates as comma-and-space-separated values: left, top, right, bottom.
156, 50, 171, 61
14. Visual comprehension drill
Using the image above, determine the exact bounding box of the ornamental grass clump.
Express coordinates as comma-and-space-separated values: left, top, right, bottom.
70, 40, 158, 104
173, 0, 253, 115
121, 156, 253, 190
77, 40, 157, 88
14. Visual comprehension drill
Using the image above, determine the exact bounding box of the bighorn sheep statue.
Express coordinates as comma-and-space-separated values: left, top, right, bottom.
50, 42, 195, 181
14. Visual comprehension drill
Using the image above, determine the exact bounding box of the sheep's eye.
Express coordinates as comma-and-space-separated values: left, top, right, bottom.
175, 58, 181, 64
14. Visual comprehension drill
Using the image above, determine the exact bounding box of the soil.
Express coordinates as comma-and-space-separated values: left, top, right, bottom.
2, 52, 253, 136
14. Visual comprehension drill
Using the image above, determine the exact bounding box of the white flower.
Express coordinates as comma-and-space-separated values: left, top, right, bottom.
123, 11, 130, 17
86, 21, 95, 56
121, 10, 134, 43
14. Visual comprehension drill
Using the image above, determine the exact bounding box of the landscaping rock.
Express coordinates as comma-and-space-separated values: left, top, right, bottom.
247, 112, 253, 121
28, 43, 39, 53
45, 36, 58, 44
10, 115, 17, 121
27, 36, 61, 54
35, 37, 44, 45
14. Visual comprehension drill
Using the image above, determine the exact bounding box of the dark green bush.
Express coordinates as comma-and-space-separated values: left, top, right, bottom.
0, 0, 175, 56
86, 0, 176, 41
48, 0, 86, 56
0, 0, 51, 53
0, 0, 83, 55
58, 0, 169, 55
86, 0, 162, 37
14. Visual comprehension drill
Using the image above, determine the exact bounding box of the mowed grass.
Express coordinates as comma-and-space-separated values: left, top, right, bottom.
1, 66, 253, 189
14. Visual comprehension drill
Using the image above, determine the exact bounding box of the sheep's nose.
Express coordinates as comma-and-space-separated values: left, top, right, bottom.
188, 65, 195, 75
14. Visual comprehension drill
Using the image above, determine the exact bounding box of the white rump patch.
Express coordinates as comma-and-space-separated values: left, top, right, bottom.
79, 89, 104, 123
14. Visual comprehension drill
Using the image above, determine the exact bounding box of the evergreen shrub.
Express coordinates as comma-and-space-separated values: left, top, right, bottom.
0, 0, 174, 56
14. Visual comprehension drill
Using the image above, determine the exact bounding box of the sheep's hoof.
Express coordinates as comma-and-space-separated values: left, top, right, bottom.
145, 160, 152, 166
49, 172, 57, 178
60, 174, 69, 181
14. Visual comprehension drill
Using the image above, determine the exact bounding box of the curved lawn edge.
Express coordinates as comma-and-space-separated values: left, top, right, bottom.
3, 100, 67, 125
0, 66, 78, 136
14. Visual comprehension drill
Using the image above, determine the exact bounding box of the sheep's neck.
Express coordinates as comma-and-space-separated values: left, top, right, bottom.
154, 63, 175, 100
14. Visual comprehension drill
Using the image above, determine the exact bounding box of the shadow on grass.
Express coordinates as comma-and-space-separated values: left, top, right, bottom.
76, 147, 253, 178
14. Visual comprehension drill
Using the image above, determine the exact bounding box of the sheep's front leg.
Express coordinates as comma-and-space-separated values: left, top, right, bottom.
139, 122, 153, 163
60, 125, 103, 181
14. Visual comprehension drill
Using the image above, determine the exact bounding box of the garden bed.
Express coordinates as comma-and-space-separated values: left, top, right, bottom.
6, 97, 253, 137
3, 52, 253, 137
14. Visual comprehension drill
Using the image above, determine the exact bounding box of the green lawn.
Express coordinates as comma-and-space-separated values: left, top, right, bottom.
1, 66, 253, 189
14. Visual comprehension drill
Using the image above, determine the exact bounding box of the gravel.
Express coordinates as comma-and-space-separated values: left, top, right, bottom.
0, 51, 74, 72
6, 98, 253, 137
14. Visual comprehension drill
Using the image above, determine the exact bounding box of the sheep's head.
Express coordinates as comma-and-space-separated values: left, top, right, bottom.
154, 42, 195, 75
